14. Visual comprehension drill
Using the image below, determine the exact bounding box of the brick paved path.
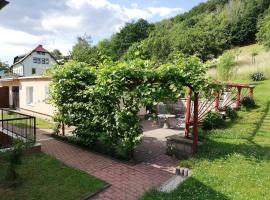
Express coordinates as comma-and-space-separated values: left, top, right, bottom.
38, 130, 178, 200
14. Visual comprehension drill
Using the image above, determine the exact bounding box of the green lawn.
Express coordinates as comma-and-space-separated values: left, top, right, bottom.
141, 80, 270, 200
35, 118, 56, 129
1, 113, 56, 129
0, 153, 106, 200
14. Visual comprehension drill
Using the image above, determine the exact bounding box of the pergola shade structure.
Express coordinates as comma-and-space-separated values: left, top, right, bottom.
185, 83, 255, 153
0, 0, 9, 10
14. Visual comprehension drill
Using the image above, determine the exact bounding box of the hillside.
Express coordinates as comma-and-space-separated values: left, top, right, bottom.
93, 0, 270, 64
208, 44, 270, 80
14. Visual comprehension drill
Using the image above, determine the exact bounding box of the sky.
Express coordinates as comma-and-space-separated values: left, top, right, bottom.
0, 0, 205, 64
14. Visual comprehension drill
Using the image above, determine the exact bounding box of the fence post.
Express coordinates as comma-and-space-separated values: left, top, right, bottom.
62, 122, 65, 136
249, 87, 254, 98
215, 90, 220, 111
34, 117, 36, 142
1, 109, 3, 131
192, 92, 199, 153
185, 88, 192, 138
236, 87, 242, 109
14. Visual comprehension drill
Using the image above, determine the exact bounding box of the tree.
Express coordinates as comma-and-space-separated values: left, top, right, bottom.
0, 59, 10, 73
251, 48, 259, 65
51, 49, 63, 60
107, 19, 153, 60
71, 34, 104, 67
217, 51, 236, 81
257, 9, 270, 49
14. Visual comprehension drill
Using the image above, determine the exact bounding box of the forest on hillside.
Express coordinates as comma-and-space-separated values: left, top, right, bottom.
52, 0, 270, 66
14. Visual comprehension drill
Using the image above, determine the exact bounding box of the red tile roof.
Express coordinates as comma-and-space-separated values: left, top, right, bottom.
11, 45, 58, 67
34, 44, 49, 53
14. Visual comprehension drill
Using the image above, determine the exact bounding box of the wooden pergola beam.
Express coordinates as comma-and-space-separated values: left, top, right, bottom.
192, 92, 199, 153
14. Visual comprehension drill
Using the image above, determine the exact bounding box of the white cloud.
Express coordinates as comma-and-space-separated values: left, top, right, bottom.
41, 15, 83, 32
148, 7, 184, 17
0, 26, 41, 46
0, 0, 184, 64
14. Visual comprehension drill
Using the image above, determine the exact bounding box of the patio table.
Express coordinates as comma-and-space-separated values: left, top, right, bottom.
157, 114, 176, 129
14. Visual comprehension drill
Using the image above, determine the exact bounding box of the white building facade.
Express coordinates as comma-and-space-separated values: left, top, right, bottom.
11, 45, 57, 77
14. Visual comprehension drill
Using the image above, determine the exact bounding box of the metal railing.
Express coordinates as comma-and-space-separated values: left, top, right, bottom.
0, 108, 36, 142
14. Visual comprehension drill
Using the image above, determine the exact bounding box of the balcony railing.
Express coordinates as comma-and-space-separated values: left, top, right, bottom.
0, 108, 36, 143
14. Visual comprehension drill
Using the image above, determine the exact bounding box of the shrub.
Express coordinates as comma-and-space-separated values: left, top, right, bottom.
241, 96, 256, 108
202, 111, 225, 131
217, 51, 236, 81
225, 106, 238, 121
250, 72, 265, 81
1, 140, 31, 186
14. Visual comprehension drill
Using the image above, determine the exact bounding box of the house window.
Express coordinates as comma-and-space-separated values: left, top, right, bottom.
37, 58, 41, 64
26, 87, 34, 105
45, 58, 49, 64
33, 57, 37, 63
42, 58, 46, 64
32, 68, 36, 74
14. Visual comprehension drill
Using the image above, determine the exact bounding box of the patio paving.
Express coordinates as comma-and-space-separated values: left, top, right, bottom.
37, 121, 181, 200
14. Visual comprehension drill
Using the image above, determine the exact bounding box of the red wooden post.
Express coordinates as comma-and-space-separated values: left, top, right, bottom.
62, 122, 65, 136
185, 88, 192, 138
192, 92, 199, 153
215, 90, 220, 111
249, 87, 254, 98
236, 87, 242, 109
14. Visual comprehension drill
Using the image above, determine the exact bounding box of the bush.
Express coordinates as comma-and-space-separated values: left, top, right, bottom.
217, 51, 236, 81
202, 111, 225, 131
225, 106, 238, 121
250, 72, 265, 81
241, 96, 256, 108
1, 140, 31, 187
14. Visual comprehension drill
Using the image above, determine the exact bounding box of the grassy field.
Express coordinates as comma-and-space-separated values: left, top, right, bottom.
208, 44, 270, 80
0, 153, 106, 200
141, 82, 270, 198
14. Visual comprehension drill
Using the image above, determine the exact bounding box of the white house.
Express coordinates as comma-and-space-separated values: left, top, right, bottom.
0, 45, 57, 119
11, 45, 57, 76
0, 76, 55, 119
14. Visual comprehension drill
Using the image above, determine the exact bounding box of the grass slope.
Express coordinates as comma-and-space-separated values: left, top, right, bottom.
0, 153, 106, 200
141, 80, 270, 199
209, 44, 270, 80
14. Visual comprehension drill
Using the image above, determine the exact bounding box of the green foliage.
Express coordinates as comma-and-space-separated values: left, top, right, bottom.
217, 51, 236, 81
202, 111, 225, 130
51, 49, 62, 60
71, 34, 106, 67
257, 8, 270, 49
49, 56, 209, 159
241, 96, 256, 108
0, 59, 9, 73
123, 0, 270, 62
225, 106, 238, 121
141, 80, 270, 200
68, 0, 270, 64
97, 19, 153, 61
250, 72, 265, 81
1, 140, 31, 185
